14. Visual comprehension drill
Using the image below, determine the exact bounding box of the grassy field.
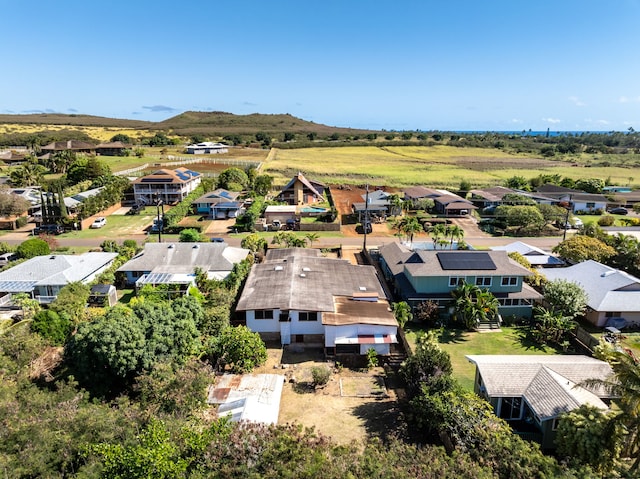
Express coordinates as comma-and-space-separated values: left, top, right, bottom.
0, 123, 155, 142
404, 325, 557, 390
265, 145, 640, 188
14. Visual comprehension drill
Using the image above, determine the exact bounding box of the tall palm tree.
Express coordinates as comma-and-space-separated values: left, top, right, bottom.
445, 224, 465, 249
401, 217, 422, 245
430, 223, 447, 249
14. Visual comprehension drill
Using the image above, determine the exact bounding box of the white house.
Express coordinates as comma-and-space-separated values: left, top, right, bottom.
491, 241, 564, 267
132, 168, 202, 205
236, 248, 398, 356
0, 252, 118, 303
542, 260, 640, 328
186, 142, 229, 154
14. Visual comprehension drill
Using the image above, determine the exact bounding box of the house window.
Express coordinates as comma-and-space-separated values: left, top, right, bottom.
298, 311, 318, 321
586, 202, 595, 209
254, 310, 274, 320
475, 276, 492, 287
552, 418, 561, 431
449, 276, 464, 287
498, 299, 520, 307
501, 277, 518, 286
605, 311, 621, 318
500, 397, 522, 420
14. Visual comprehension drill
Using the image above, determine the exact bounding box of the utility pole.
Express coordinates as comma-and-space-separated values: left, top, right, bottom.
363, 184, 369, 253
562, 194, 572, 242
155, 193, 163, 243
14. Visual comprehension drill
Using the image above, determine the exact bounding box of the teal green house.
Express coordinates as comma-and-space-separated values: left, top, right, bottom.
378, 242, 541, 320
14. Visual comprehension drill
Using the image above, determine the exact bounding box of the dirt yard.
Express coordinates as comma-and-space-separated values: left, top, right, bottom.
254, 345, 403, 445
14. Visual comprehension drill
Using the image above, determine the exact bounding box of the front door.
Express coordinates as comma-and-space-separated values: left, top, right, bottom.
280, 321, 291, 345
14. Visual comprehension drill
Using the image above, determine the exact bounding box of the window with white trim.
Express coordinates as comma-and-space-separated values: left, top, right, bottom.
254, 310, 274, 320
475, 276, 492, 287
449, 276, 464, 287
298, 311, 318, 321
501, 276, 518, 286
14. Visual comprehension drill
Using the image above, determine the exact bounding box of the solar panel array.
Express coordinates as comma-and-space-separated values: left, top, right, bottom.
437, 252, 497, 270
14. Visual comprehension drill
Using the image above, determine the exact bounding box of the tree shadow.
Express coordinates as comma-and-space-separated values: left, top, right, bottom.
351, 397, 407, 441
511, 326, 556, 352
438, 327, 469, 345
281, 345, 325, 365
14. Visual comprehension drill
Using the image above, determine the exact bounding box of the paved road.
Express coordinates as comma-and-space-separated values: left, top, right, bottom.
1, 229, 567, 252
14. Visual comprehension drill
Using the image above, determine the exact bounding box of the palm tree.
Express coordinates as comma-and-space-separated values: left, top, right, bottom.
451, 281, 499, 330
582, 349, 640, 471
445, 224, 465, 249
430, 223, 447, 249
305, 232, 320, 248
387, 194, 403, 217
401, 217, 422, 245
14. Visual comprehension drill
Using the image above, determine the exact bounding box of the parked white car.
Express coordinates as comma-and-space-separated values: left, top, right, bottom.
90, 217, 107, 229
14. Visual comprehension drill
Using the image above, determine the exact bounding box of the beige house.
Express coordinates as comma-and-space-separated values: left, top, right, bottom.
132, 167, 202, 205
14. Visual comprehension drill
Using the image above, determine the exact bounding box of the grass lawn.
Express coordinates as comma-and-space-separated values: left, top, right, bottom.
404, 324, 558, 391
62, 213, 157, 239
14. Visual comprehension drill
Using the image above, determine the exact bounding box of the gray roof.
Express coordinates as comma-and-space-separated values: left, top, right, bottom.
194, 188, 240, 205
491, 241, 564, 266
403, 186, 441, 199
117, 243, 249, 275
467, 355, 614, 420
236, 248, 387, 312
542, 260, 640, 312
0, 252, 117, 290
379, 242, 532, 278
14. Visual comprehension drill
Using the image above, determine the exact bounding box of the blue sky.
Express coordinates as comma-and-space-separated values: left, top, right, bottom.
2, 0, 639, 131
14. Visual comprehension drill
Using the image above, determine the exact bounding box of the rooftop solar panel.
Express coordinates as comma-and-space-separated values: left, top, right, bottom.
437, 251, 496, 270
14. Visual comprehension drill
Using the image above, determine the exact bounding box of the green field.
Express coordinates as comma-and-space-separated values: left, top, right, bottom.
265, 145, 640, 188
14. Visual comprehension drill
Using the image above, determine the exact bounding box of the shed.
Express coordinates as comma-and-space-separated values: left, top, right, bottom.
88, 284, 117, 307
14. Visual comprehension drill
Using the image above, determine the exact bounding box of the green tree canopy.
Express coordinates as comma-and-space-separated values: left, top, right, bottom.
552, 235, 616, 263
208, 325, 267, 373
543, 279, 588, 319
16, 238, 50, 259
217, 167, 249, 191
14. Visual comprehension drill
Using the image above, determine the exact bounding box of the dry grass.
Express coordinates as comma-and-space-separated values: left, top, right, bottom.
255, 346, 401, 445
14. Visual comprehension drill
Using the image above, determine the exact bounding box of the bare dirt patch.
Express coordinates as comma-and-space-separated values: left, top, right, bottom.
255, 345, 402, 445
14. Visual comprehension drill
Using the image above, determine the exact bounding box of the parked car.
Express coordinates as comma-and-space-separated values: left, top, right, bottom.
210, 237, 225, 243
127, 203, 143, 215
609, 207, 629, 215
0, 252, 18, 266
90, 217, 107, 229
33, 224, 64, 235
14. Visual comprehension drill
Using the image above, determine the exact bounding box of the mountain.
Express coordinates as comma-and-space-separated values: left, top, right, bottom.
0, 111, 373, 137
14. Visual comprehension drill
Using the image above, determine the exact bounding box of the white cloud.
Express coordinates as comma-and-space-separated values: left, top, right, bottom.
510, 118, 522, 124
596, 119, 610, 125
618, 96, 640, 103
569, 96, 586, 107
542, 117, 561, 124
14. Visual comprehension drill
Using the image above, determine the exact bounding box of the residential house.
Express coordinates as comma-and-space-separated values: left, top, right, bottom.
264, 205, 297, 226
403, 186, 441, 204
132, 167, 202, 205
491, 241, 564, 267
63, 187, 104, 215
117, 242, 250, 291
194, 188, 242, 219
352, 189, 402, 221
0, 150, 28, 165
466, 355, 614, 449
468, 187, 557, 211
275, 172, 326, 205
39, 140, 96, 156
95, 141, 128, 156
0, 252, 118, 304
236, 248, 398, 356
432, 192, 476, 216
542, 260, 640, 327
536, 184, 607, 213
186, 142, 229, 154
379, 242, 541, 319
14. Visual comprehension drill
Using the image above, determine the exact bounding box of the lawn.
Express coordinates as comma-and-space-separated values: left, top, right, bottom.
404, 324, 558, 390
62, 212, 157, 239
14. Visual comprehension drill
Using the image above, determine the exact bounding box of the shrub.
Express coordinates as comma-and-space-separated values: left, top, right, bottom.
598, 215, 615, 226
311, 366, 331, 387
16, 238, 50, 259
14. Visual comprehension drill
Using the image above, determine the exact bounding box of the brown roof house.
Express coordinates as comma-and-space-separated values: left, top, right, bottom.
275, 172, 326, 205
132, 167, 202, 205
95, 141, 128, 156
40, 140, 96, 155
237, 248, 398, 356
